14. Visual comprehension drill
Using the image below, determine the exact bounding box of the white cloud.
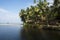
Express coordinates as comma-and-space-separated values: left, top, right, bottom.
47, 0, 53, 4
0, 8, 21, 23
0, 8, 9, 13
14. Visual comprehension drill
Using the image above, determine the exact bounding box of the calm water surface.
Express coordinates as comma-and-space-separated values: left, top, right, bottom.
0, 24, 60, 40
0, 24, 22, 40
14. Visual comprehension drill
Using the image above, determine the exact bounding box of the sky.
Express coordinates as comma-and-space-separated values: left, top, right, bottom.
0, 0, 53, 23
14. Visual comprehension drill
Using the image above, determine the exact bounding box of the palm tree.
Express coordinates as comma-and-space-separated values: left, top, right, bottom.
34, 0, 36, 3
34, 0, 41, 3
19, 9, 26, 22
54, 0, 59, 6
52, 0, 60, 21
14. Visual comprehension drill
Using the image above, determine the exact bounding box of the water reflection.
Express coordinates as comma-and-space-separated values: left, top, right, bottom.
21, 28, 60, 40
0, 25, 60, 40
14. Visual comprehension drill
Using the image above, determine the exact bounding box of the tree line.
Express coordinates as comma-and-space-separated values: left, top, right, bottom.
19, 0, 60, 29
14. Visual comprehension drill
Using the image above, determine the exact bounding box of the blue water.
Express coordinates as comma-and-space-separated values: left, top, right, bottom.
0, 25, 22, 40
0, 25, 60, 40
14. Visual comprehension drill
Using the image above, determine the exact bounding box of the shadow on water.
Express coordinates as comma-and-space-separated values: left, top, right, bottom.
20, 27, 60, 40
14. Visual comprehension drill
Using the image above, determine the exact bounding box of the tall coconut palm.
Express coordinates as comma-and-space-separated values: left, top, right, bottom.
53, 0, 60, 20
54, 0, 59, 6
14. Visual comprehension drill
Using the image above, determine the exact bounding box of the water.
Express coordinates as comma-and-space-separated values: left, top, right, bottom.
0, 25, 60, 40
0, 24, 22, 40
21, 28, 60, 40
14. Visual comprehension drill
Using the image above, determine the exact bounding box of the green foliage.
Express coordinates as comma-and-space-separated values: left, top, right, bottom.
34, 0, 36, 3
20, 0, 60, 40
19, 0, 59, 29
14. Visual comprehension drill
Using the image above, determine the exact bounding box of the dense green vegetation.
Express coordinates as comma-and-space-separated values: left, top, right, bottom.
20, 0, 60, 40
19, 0, 60, 28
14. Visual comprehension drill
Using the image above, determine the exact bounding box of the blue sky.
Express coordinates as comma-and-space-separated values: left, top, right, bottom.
0, 0, 53, 23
